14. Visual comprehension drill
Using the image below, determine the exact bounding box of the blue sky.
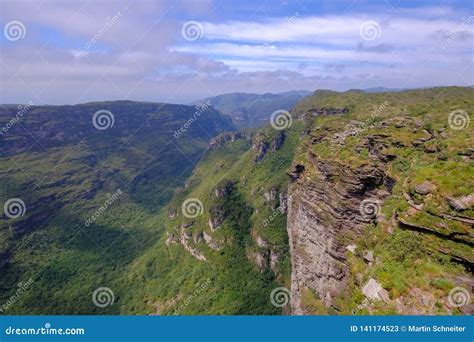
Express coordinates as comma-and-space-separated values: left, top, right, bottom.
0, 0, 472, 104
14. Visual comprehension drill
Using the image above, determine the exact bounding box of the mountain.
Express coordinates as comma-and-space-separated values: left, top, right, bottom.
362, 87, 406, 93
1, 87, 472, 316
0, 100, 233, 314
129, 86, 473, 315
193, 91, 311, 129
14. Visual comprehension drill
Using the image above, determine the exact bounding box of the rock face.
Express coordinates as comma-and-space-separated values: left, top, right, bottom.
446, 194, 474, 211
362, 278, 390, 303
209, 132, 244, 150
414, 181, 435, 195
287, 158, 392, 314
271, 131, 285, 151
215, 181, 234, 198
208, 206, 225, 230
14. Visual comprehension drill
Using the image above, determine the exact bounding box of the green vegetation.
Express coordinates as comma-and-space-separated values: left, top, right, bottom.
295, 87, 473, 315
0, 87, 472, 315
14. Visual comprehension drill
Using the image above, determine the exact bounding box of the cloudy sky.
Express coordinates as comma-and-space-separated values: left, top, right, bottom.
0, 0, 472, 104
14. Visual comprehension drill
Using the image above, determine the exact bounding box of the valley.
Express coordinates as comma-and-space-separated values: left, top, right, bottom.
0, 87, 472, 315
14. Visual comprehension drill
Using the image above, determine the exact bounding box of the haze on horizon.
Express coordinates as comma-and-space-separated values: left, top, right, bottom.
0, 0, 473, 105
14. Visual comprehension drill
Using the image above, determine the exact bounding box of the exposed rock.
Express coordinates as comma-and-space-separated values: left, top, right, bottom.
288, 158, 393, 314
181, 221, 194, 229
184, 178, 192, 188
446, 194, 474, 211
263, 188, 277, 203
214, 180, 234, 198
396, 288, 437, 315
167, 207, 176, 219
278, 192, 288, 214
203, 231, 222, 251
193, 232, 204, 244
288, 164, 305, 181
269, 250, 279, 273
209, 132, 245, 150
208, 205, 225, 230
254, 251, 267, 270
180, 230, 206, 261
310, 107, 349, 116
253, 140, 269, 163
363, 134, 397, 162
346, 244, 357, 254
403, 191, 423, 210
414, 181, 435, 195
363, 250, 374, 264
333, 122, 364, 145
165, 233, 177, 246
362, 278, 390, 303
255, 235, 268, 248
424, 144, 439, 153
271, 131, 285, 151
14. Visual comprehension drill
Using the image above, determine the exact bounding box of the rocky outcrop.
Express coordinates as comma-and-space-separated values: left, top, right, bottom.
253, 140, 269, 164
271, 131, 285, 151
180, 230, 206, 261
203, 231, 222, 251
209, 132, 245, 150
310, 107, 349, 116
414, 181, 435, 195
208, 205, 225, 230
287, 158, 393, 314
214, 181, 234, 198
362, 278, 390, 303
446, 194, 474, 211
167, 207, 176, 218
263, 188, 277, 203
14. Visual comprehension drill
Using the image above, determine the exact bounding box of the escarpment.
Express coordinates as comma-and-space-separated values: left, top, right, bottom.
287, 157, 393, 314
155, 87, 473, 315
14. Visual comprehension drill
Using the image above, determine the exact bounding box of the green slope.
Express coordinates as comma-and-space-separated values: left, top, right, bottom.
0, 101, 233, 314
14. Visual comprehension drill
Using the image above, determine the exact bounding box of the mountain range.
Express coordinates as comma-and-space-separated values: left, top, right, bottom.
0, 87, 472, 315
193, 90, 311, 129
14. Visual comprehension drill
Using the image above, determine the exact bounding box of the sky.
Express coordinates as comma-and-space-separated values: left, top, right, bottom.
0, 0, 473, 105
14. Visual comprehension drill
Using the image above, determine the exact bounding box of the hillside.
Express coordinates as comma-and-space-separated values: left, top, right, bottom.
194, 91, 311, 129
127, 87, 472, 315
0, 101, 233, 314
0, 87, 472, 315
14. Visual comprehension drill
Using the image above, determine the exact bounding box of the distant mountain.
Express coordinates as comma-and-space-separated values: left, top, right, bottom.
362, 87, 406, 93
193, 90, 311, 128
